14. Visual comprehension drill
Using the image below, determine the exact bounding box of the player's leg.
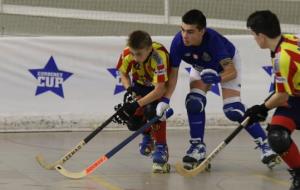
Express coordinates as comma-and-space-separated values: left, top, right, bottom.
268, 102, 300, 190
183, 67, 210, 170
221, 51, 278, 168
144, 102, 170, 173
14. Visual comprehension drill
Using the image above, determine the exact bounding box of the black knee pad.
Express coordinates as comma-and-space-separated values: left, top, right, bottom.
127, 116, 145, 131
144, 102, 157, 120
267, 125, 292, 154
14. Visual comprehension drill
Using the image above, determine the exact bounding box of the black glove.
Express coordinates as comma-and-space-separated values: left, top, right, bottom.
123, 86, 136, 103
244, 104, 269, 125
113, 101, 140, 125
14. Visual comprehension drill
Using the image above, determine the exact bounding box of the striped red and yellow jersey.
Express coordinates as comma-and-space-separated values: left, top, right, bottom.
116, 42, 169, 86
271, 34, 300, 96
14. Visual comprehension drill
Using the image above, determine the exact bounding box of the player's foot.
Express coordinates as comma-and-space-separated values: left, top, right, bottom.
182, 139, 207, 170
152, 143, 170, 173
254, 138, 280, 168
288, 168, 300, 190
139, 133, 153, 156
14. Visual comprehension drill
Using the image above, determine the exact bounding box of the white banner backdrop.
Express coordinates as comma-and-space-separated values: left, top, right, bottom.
0, 36, 273, 131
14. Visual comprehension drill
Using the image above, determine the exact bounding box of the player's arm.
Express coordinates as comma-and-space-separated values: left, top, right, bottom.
119, 71, 131, 90
264, 92, 289, 109
164, 67, 179, 99
137, 82, 167, 107
219, 58, 237, 82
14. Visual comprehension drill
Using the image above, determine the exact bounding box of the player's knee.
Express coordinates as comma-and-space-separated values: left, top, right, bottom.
223, 101, 245, 123
185, 89, 206, 114
267, 125, 292, 154
127, 116, 145, 131
144, 103, 157, 120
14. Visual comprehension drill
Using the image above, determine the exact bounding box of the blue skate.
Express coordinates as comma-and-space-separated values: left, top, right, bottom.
254, 138, 281, 169
152, 143, 170, 173
183, 139, 210, 170
139, 133, 153, 156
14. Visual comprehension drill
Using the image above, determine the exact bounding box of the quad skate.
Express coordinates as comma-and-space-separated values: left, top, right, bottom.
182, 139, 211, 171
152, 143, 170, 173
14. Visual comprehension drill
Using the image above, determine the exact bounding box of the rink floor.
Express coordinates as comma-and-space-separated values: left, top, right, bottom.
0, 127, 296, 190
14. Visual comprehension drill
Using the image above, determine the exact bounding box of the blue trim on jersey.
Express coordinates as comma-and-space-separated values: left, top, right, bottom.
170, 28, 236, 73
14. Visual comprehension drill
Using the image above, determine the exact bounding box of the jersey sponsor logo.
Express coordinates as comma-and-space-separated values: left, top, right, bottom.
133, 63, 141, 70
192, 54, 199, 60
155, 69, 166, 75
201, 52, 212, 62
275, 76, 286, 83
184, 53, 191, 57
29, 56, 73, 98
273, 57, 280, 73
152, 51, 163, 65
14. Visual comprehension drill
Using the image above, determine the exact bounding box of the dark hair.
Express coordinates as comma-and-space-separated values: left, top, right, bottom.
127, 30, 152, 49
246, 10, 281, 38
182, 9, 206, 30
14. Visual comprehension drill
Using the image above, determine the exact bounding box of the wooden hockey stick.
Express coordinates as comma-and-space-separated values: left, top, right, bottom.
175, 117, 250, 177
55, 109, 174, 179
36, 108, 123, 170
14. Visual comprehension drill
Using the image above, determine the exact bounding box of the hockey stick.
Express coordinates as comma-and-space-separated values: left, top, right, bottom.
36, 108, 124, 170
55, 108, 174, 179
175, 117, 250, 177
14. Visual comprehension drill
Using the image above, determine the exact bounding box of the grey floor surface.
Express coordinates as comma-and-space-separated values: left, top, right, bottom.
0, 127, 297, 190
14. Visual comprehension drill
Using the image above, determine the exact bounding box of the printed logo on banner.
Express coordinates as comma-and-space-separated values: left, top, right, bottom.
185, 67, 220, 96
262, 65, 275, 93
29, 56, 73, 98
107, 68, 125, 95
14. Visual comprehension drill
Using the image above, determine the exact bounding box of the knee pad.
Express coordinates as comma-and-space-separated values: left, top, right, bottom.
127, 116, 145, 131
223, 101, 245, 123
144, 102, 158, 120
267, 125, 292, 154
185, 90, 206, 114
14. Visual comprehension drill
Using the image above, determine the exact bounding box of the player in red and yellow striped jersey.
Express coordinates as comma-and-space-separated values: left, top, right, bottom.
115, 30, 171, 173
246, 10, 300, 190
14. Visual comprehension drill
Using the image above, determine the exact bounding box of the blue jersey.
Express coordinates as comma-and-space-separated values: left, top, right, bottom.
170, 28, 236, 73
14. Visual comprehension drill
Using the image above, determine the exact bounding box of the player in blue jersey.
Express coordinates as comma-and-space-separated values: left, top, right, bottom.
156, 9, 279, 169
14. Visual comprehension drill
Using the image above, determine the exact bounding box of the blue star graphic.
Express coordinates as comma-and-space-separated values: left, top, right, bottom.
29, 56, 73, 98
185, 67, 221, 96
262, 65, 275, 92
107, 68, 125, 95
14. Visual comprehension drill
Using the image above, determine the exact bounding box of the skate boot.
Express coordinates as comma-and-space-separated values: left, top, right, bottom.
152, 143, 170, 173
288, 168, 300, 190
182, 139, 209, 170
254, 138, 281, 169
139, 133, 153, 156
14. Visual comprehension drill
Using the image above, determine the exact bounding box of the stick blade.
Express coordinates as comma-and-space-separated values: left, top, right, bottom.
55, 165, 87, 179
175, 162, 207, 177
35, 153, 57, 170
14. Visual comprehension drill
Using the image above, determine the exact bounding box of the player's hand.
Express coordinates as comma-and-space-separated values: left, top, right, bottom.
244, 104, 269, 125
122, 100, 140, 118
156, 97, 170, 121
200, 69, 221, 84
123, 86, 136, 103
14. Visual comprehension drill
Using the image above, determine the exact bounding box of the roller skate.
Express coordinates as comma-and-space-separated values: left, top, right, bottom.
288, 168, 300, 190
152, 143, 170, 173
182, 139, 210, 171
254, 138, 281, 169
139, 133, 153, 156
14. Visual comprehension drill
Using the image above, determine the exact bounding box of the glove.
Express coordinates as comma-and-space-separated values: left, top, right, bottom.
156, 97, 170, 121
123, 86, 136, 103
122, 100, 140, 118
244, 104, 269, 126
200, 69, 221, 84
113, 101, 140, 125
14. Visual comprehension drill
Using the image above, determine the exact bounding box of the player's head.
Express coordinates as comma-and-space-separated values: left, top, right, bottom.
127, 30, 152, 62
181, 9, 206, 46
247, 10, 281, 49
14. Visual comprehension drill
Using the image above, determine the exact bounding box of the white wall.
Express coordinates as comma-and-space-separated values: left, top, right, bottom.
0, 36, 273, 131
